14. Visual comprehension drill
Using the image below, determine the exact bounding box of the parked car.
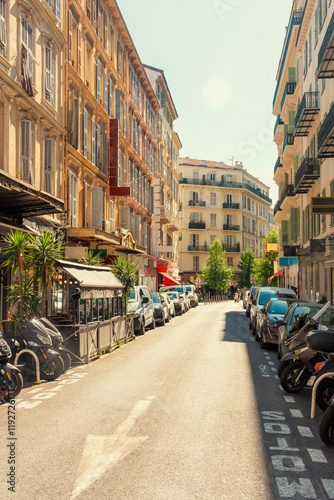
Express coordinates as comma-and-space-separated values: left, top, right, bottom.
166, 291, 185, 315
128, 286, 155, 335
277, 301, 334, 360
256, 297, 301, 349
152, 293, 169, 326
160, 285, 190, 312
161, 293, 175, 319
243, 291, 250, 309
249, 287, 297, 335
246, 286, 259, 317
184, 285, 199, 307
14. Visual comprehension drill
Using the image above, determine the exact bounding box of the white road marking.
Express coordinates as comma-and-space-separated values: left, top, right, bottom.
70, 398, 153, 500
268, 361, 274, 365
322, 479, 334, 499
271, 367, 277, 372
297, 426, 313, 438
269, 438, 298, 452
274, 375, 279, 380
16, 400, 42, 409
27, 387, 45, 395
276, 478, 316, 498
284, 396, 295, 403
279, 385, 284, 390
290, 409, 303, 418
307, 449, 327, 463
272, 455, 305, 472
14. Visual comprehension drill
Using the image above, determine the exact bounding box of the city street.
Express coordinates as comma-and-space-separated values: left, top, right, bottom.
1, 301, 334, 500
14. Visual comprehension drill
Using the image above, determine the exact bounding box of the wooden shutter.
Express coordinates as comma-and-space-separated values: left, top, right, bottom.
84, 182, 88, 227
115, 88, 121, 126
109, 78, 113, 117
91, 118, 95, 165
96, 124, 100, 169
83, 109, 88, 158
68, 11, 72, 63
72, 175, 77, 227
104, 71, 108, 111
290, 207, 300, 243
123, 101, 126, 137
78, 28, 81, 74
109, 200, 114, 231
120, 206, 130, 230
91, 186, 103, 230
96, 59, 101, 103
44, 138, 53, 194
103, 132, 107, 175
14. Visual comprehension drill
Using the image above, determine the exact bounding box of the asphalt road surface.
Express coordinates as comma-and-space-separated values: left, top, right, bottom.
1, 301, 334, 500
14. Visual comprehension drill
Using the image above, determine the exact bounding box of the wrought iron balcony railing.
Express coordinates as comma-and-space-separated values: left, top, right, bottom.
280, 183, 295, 203
179, 179, 272, 203
274, 157, 282, 175
318, 104, 334, 157
223, 243, 240, 253
282, 133, 294, 154
189, 221, 206, 229
317, 12, 334, 79
294, 158, 321, 194
222, 203, 240, 209
188, 245, 209, 252
223, 224, 240, 231
280, 82, 296, 112
274, 115, 284, 138
294, 92, 320, 137
189, 200, 206, 207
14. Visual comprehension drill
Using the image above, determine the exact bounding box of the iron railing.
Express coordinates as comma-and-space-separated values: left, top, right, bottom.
318, 12, 334, 70
189, 200, 206, 207
280, 82, 296, 111
189, 221, 206, 229
282, 133, 294, 153
274, 157, 282, 175
295, 92, 320, 128
274, 115, 284, 137
223, 224, 240, 231
295, 158, 321, 190
188, 245, 209, 252
222, 203, 240, 209
223, 243, 240, 253
318, 104, 334, 152
280, 184, 294, 203
179, 179, 272, 203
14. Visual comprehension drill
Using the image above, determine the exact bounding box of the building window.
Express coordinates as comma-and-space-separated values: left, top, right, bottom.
227, 236, 232, 246
210, 213, 216, 227
21, 119, 33, 184
210, 192, 216, 205
110, 200, 114, 232
68, 171, 77, 227
21, 15, 34, 95
46, 0, 61, 21
45, 43, 55, 105
0, 0, 7, 57
227, 257, 233, 266
44, 138, 53, 194
210, 234, 216, 245
193, 256, 199, 271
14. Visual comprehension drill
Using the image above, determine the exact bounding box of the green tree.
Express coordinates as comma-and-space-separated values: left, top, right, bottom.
237, 248, 256, 289
201, 239, 234, 291
253, 229, 279, 286
111, 257, 140, 297
79, 249, 104, 267
1, 230, 31, 320
29, 230, 65, 314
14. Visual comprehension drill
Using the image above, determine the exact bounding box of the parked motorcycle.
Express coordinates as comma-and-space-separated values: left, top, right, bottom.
3, 319, 64, 381
0, 332, 23, 403
306, 330, 334, 445
278, 302, 330, 393
38, 318, 71, 372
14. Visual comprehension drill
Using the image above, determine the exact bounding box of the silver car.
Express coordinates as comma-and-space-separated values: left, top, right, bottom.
161, 293, 175, 319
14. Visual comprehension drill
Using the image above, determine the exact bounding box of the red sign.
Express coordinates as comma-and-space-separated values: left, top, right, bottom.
157, 264, 168, 273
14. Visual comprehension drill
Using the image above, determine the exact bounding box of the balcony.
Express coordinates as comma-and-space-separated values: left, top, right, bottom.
274, 200, 281, 217
280, 183, 295, 204
223, 243, 240, 253
318, 104, 334, 157
317, 12, 334, 79
160, 206, 171, 224
273, 8, 303, 109
274, 115, 284, 139
167, 214, 179, 232
282, 132, 294, 154
244, 184, 272, 204
222, 203, 240, 209
223, 224, 240, 231
188, 245, 209, 252
189, 221, 206, 229
294, 92, 320, 137
280, 82, 296, 112
189, 200, 206, 207
274, 157, 282, 176
294, 158, 321, 194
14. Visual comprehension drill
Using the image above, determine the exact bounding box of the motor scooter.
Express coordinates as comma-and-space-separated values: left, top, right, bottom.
3, 319, 64, 381
305, 330, 334, 445
278, 302, 331, 393
38, 318, 72, 372
0, 332, 23, 403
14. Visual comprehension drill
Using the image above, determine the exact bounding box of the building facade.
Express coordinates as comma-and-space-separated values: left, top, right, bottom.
179, 158, 272, 283
0, 0, 66, 321
273, 0, 334, 302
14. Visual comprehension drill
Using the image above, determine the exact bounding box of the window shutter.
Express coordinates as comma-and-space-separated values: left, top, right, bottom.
97, 59, 101, 102
68, 171, 72, 225
83, 109, 88, 158
120, 206, 131, 230
104, 71, 108, 111
123, 101, 126, 137
44, 138, 53, 194
68, 11, 72, 63
290, 207, 300, 243
91, 118, 95, 165
78, 28, 81, 74
138, 126, 141, 157
115, 88, 121, 127
122, 154, 126, 187
103, 132, 107, 175
72, 175, 77, 227
84, 182, 88, 227
109, 78, 113, 117
91, 186, 103, 230
45, 45, 52, 93
96, 124, 100, 169
109, 200, 114, 232
55, 0, 61, 21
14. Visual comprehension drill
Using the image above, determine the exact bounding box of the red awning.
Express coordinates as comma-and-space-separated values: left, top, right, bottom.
160, 272, 180, 286
269, 270, 284, 283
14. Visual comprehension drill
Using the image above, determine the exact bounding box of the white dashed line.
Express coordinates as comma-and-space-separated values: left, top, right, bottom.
268, 361, 274, 365
271, 367, 277, 372
307, 449, 327, 463
297, 426, 314, 438
321, 479, 334, 499
290, 409, 303, 418
274, 375, 279, 380
284, 396, 295, 403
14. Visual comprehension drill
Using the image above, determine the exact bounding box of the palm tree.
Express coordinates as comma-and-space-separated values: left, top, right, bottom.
1, 230, 31, 320
79, 249, 105, 267
29, 230, 65, 315
111, 257, 140, 297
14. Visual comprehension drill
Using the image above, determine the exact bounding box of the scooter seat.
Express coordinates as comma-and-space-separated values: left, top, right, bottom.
306, 330, 334, 353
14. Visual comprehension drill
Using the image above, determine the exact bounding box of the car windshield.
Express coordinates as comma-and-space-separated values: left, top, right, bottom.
168, 292, 178, 299
185, 286, 193, 292
152, 294, 160, 304
129, 290, 136, 301
269, 301, 290, 315
259, 291, 277, 306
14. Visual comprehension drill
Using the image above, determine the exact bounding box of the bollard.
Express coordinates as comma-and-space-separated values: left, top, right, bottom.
310, 372, 334, 419
14, 349, 41, 384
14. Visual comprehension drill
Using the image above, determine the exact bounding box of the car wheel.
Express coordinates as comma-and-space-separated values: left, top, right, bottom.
260, 329, 270, 349
138, 320, 145, 335
149, 317, 156, 330
166, 312, 170, 323
161, 314, 166, 326
319, 405, 334, 445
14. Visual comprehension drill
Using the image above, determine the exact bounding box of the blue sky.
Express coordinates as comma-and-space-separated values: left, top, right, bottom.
119, 0, 293, 203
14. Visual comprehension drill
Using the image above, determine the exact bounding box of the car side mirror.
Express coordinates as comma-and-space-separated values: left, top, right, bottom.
142, 297, 149, 304
275, 320, 284, 328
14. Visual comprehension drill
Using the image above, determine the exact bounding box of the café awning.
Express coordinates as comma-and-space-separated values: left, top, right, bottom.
159, 272, 180, 286
56, 260, 123, 289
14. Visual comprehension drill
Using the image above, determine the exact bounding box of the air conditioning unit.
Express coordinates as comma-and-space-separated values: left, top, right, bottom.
117, 227, 128, 235
102, 220, 110, 232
